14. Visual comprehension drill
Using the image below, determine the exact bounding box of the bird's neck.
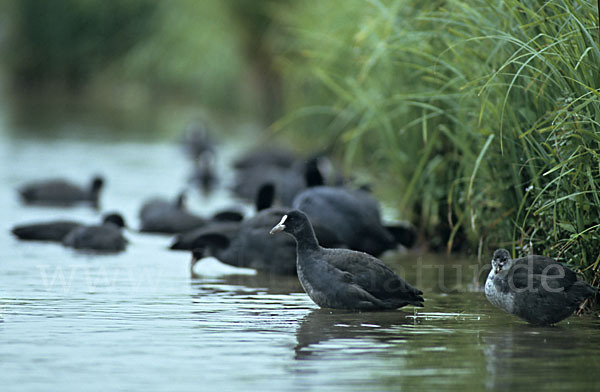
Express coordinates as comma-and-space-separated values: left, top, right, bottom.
294, 224, 320, 254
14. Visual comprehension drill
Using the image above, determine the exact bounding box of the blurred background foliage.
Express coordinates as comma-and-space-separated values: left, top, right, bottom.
0, 0, 599, 283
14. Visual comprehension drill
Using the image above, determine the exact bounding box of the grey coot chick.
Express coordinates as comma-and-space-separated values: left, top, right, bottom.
62, 213, 127, 253
270, 210, 424, 310
18, 175, 104, 208
485, 248, 597, 325
293, 186, 396, 256
12, 214, 123, 243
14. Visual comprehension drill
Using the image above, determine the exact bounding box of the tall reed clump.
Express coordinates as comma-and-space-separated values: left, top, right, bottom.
269, 0, 600, 284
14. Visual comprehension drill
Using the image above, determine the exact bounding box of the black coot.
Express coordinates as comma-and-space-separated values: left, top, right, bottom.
184, 184, 344, 274
232, 146, 297, 170
139, 192, 205, 234
170, 184, 273, 251
190, 154, 218, 194
270, 210, 424, 310
180, 120, 215, 160
293, 186, 396, 256
485, 248, 597, 325
232, 157, 324, 207
12, 214, 123, 243
190, 208, 298, 275
62, 213, 127, 252
18, 175, 104, 208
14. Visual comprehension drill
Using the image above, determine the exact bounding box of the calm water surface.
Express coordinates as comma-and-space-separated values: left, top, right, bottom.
1, 105, 599, 392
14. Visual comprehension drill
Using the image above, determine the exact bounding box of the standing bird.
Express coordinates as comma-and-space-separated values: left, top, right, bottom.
270, 210, 424, 310
485, 248, 597, 325
18, 175, 104, 208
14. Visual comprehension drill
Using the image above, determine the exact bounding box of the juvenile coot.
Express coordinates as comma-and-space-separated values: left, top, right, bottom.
139, 192, 205, 234
270, 210, 424, 310
62, 213, 127, 252
18, 175, 104, 208
293, 186, 396, 256
485, 248, 597, 325
11, 214, 124, 243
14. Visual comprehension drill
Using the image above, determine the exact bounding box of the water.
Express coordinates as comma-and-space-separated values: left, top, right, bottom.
1, 100, 599, 392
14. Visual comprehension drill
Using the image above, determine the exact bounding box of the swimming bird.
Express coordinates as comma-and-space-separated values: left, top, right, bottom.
190, 154, 218, 195
232, 145, 298, 171
182, 184, 344, 274
292, 186, 396, 256
138, 192, 206, 234
170, 184, 272, 251
62, 213, 128, 253
11, 213, 124, 243
18, 175, 104, 208
180, 120, 215, 160
232, 156, 324, 207
270, 210, 424, 310
485, 248, 597, 325
188, 208, 298, 275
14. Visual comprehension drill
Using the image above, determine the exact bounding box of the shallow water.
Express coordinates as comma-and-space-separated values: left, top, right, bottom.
1, 101, 599, 392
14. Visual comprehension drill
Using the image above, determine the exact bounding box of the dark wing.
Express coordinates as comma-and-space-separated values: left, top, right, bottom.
322, 248, 423, 302
233, 209, 296, 274
508, 257, 578, 291
63, 225, 126, 252
12, 221, 80, 241
170, 221, 240, 250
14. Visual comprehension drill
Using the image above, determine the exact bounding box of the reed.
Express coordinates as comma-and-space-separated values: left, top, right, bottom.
269, 0, 600, 284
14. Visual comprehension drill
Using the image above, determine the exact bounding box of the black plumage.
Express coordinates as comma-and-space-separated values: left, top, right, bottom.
18, 175, 104, 208
293, 186, 396, 256
485, 248, 597, 325
183, 184, 344, 274
62, 213, 127, 253
189, 208, 298, 275
232, 157, 324, 207
138, 192, 205, 234
270, 210, 424, 310
12, 213, 123, 243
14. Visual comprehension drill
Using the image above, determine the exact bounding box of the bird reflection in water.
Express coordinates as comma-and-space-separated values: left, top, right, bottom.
294, 308, 414, 360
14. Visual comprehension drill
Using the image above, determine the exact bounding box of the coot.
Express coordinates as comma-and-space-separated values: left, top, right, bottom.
485, 248, 596, 325
183, 184, 344, 274
188, 208, 298, 275
139, 192, 205, 234
270, 210, 424, 310
18, 175, 104, 208
180, 120, 215, 160
232, 157, 324, 206
62, 213, 127, 252
12, 213, 124, 243
293, 186, 396, 256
